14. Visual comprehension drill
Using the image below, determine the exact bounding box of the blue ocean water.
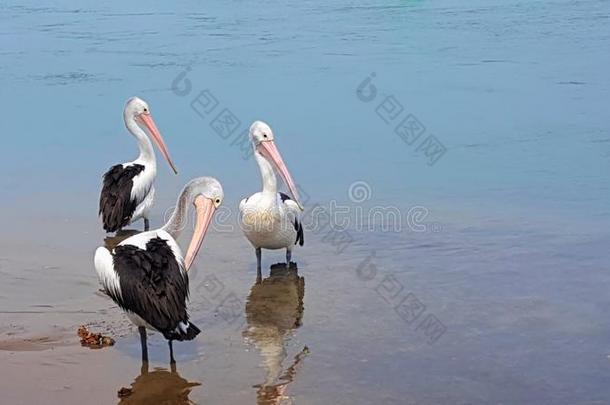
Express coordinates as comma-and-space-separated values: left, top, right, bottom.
2, 1, 608, 220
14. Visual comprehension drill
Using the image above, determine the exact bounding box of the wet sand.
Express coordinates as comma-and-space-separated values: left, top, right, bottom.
1, 203, 610, 404
0, 209, 317, 404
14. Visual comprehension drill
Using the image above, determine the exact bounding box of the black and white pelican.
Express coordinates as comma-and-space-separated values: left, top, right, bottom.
99, 97, 177, 233
239, 121, 304, 272
94, 177, 224, 363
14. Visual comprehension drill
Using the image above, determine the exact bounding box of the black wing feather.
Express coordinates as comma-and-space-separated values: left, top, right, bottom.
99, 164, 145, 232
109, 237, 199, 341
295, 219, 304, 246
279, 193, 304, 246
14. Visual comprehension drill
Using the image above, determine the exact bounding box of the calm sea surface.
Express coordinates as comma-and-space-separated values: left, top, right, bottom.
1, 1, 609, 404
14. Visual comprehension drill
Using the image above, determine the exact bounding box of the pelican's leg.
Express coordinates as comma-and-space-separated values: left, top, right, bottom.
256, 248, 262, 283
139, 327, 149, 364
144, 218, 150, 232
286, 249, 292, 264
168, 340, 176, 365
256, 248, 262, 270
140, 361, 149, 375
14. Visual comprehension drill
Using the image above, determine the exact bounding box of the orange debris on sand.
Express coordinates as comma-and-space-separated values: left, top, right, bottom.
77, 326, 115, 349
117, 387, 133, 398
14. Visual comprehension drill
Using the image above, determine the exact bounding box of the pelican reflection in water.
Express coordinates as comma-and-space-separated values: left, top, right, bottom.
118, 362, 200, 405
243, 263, 309, 405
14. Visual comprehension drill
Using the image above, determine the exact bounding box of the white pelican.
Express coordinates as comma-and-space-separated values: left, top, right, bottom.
99, 96, 177, 233
239, 121, 304, 272
95, 177, 223, 363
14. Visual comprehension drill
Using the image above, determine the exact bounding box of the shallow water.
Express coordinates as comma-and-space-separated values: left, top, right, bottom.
1, 0, 610, 404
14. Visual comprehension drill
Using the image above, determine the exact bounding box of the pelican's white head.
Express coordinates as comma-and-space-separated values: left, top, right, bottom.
124, 96, 178, 174
249, 120, 274, 145
124, 96, 150, 117
186, 176, 224, 209
249, 120, 303, 210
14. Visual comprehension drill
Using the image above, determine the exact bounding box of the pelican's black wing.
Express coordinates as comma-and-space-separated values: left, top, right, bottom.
99, 164, 144, 232
109, 237, 199, 341
279, 192, 304, 246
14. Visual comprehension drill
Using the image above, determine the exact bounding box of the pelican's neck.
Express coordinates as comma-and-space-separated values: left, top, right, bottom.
255, 149, 276, 194
125, 113, 155, 164
162, 185, 190, 239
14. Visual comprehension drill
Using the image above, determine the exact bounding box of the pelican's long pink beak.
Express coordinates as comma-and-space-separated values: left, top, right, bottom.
184, 196, 215, 271
257, 140, 303, 210
138, 113, 178, 174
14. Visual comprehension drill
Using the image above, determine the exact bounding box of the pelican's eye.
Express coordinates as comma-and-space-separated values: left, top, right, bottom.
263, 134, 268, 139
215, 198, 221, 204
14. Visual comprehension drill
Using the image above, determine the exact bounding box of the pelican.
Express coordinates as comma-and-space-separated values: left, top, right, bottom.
99, 96, 177, 233
239, 121, 304, 272
95, 177, 224, 363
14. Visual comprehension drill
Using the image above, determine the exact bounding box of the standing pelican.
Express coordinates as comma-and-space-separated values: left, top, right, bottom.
95, 177, 223, 363
239, 121, 304, 272
99, 97, 177, 233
